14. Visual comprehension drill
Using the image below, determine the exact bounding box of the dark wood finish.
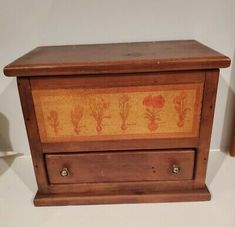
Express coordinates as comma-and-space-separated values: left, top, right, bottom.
46, 150, 195, 184
4, 40, 231, 206
4, 40, 230, 77
34, 186, 211, 206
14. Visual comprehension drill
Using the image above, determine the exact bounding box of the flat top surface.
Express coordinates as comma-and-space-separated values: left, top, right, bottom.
1, 151, 235, 227
4, 40, 230, 76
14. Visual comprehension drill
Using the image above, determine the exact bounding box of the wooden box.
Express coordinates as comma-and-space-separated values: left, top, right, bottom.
4, 40, 230, 206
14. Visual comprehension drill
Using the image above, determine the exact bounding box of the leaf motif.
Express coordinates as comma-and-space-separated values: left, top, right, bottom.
144, 112, 153, 118
146, 108, 153, 114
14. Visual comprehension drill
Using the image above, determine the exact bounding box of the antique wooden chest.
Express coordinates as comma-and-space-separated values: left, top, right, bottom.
4, 40, 230, 206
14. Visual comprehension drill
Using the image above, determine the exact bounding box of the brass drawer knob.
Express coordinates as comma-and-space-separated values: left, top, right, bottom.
171, 164, 181, 174
60, 167, 69, 177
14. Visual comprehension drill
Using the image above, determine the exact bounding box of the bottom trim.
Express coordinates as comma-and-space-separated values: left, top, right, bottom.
34, 186, 211, 206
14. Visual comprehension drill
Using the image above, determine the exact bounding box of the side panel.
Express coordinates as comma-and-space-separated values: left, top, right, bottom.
17, 77, 49, 193
194, 69, 220, 187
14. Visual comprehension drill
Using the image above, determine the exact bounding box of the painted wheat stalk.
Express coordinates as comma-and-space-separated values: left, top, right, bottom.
119, 95, 130, 131
71, 105, 84, 135
47, 110, 59, 134
174, 92, 191, 127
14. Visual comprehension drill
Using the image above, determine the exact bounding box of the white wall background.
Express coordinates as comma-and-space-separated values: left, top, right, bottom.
0, 0, 234, 155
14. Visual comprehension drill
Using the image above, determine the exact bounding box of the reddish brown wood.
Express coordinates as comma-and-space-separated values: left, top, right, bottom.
48, 180, 196, 194
231, 122, 235, 156
34, 186, 211, 206
194, 69, 219, 187
4, 40, 230, 77
42, 138, 199, 153
30, 71, 205, 90
17, 78, 49, 193
4, 40, 231, 206
45, 150, 195, 184
231, 144, 235, 156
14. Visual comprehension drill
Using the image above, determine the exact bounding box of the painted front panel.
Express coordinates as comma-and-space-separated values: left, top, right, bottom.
32, 84, 203, 143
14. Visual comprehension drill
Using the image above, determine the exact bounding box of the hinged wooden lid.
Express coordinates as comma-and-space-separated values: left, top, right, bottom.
4, 40, 230, 77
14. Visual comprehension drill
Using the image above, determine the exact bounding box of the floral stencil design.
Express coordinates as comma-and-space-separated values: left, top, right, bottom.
119, 95, 131, 131
71, 105, 84, 135
47, 110, 59, 134
174, 92, 191, 127
143, 95, 165, 132
89, 97, 110, 133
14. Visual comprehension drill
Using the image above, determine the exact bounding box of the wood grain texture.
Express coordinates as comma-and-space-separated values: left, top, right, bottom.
4, 40, 230, 77
30, 71, 205, 89
47, 179, 196, 194
5, 41, 230, 206
194, 69, 219, 187
34, 186, 211, 206
45, 150, 195, 184
42, 138, 199, 153
17, 78, 49, 193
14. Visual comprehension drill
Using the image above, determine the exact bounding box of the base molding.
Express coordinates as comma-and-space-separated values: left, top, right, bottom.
34, 186, 211, 206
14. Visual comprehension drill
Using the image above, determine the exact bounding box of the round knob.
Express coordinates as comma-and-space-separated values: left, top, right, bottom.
171, 164, 181, 174
60, 167, 69, 177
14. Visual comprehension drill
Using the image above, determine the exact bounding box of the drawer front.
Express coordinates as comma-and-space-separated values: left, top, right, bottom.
45, 150, 195, 184
32, 80, 203, 144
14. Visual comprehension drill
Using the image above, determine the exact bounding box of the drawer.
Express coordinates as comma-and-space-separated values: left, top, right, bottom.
45, 149, 195, 184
